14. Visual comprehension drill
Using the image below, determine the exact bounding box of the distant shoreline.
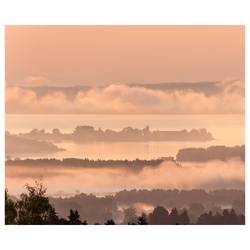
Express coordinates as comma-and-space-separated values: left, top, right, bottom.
5, 145, 245, 165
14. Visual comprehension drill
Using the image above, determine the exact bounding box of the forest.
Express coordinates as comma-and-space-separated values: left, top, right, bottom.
5, 182, 245, 225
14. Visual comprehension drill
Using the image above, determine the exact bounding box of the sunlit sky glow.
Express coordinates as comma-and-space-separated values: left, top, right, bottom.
6, 25, 244, 86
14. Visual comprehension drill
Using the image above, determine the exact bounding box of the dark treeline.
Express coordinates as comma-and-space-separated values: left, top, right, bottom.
6, 144, 245, 164
176, 145, 245, 162
5, 183, 245, 225
50, 189, 244, 224
114, 189, 245, 208
6, 157, 173, 170
9, 125, 214, 143
148, 206, 244, 225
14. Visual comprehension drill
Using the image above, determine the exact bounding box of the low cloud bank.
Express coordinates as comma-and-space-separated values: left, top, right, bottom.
6, 159, 244, 195
6, 79, 244, 114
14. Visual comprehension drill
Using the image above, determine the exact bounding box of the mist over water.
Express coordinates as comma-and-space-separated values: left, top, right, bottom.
6, 159, 244, 196
5, 114, 245, 196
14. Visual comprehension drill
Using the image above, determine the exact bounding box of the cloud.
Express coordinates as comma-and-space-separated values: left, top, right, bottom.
5, 79, 244, 114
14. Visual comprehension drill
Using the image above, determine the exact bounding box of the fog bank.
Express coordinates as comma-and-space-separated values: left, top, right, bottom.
6, 159, 244, 195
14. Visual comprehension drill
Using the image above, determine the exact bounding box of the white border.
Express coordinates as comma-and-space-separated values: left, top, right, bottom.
0, 1, 249, 250
0, 0, 248, 25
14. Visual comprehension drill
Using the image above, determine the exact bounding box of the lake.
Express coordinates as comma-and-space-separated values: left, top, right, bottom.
6, 114, 245, 160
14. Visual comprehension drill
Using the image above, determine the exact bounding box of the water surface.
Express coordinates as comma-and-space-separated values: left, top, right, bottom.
6, 114, 244, 160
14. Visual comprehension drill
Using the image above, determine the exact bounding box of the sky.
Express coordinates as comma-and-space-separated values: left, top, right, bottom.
5, 25, 245, 114
6, 25, 244, 86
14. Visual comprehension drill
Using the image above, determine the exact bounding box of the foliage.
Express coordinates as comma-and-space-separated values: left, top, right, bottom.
104, 219, 116, 225
68, 209, 81, 225
5, 190, 17, 224
5, 183, 245, 225
197, 209, 244, 225
15, 181, 59, 225
137, 213, 148, 225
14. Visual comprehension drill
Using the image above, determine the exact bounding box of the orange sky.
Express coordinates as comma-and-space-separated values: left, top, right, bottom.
5, 25, 244, 86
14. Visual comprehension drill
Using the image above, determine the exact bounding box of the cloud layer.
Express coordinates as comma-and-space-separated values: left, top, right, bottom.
6, 79, 244, 114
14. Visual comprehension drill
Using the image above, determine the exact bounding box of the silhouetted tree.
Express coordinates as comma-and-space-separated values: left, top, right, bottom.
178, 209, 190, 225
123, 207, 137, 225
104, 219, 116, 225
82, 220, 88, 225
169, 208, 179, 225
137, 213, 148, 225
221, 209, 239, 225
68, 209, 81, 225
5, 189, 17, 224
197, 211, 213, 225
197, 209, 245, 225
15, 181, 59, 225
148, 206, 169, 225
5, 182, 245, 225
232, 200, 245, 215
148, 206, 190, 225
189, 202, 204, 222
57, 217, 69, 225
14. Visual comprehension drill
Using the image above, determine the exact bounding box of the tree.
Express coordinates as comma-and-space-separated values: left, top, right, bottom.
68, 209, 82, 225
148, 206, 169, 225
5, 189, 17, 224
123, 207, 137, 225
197, 209, 245, 225
169, 208, 179, 225
232, 200, 245, 215
189, 202, 204, 221
137, 213, 148, 225
104, 219, 116, 225
16, 181, 59, 225
197, 211, 213, 225
82, 220, 88, 225
178, 209, 190, 225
